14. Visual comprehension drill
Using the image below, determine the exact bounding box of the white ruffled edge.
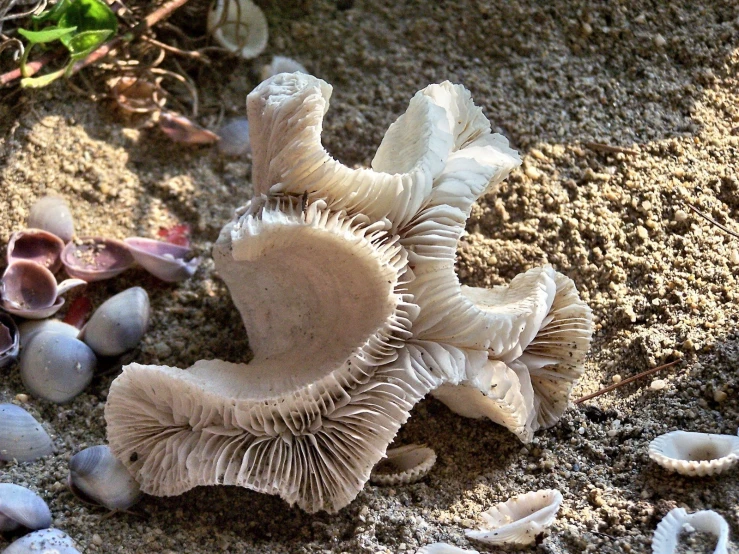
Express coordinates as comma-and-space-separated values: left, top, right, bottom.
648, 430, 739, 477
652, 508, 729, 554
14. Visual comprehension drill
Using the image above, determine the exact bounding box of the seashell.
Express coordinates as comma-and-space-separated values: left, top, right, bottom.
18, 319, 79, 348
6, 229, 65, 273
416, 545, 479, 554
0, 404, 53, 462
68, 445, 142, 510
158, 111, 219, 145
80, 287, 150, 357
124, 238, 199, 282
0, 261, 86, 320
648, 429, 739, 477
652, 508, 729, 554
27, 196, 75, 242
2, 528, 81, 554
60, 237, 135, 282
216, 118, 251, 157
0, 313, 20, 369
465, 489, 563, 545
0, 483, 52, 532
20, 332, 97, 404
207, 0, 268, 59
260, 56, 307, 82
370, 444, 436, 485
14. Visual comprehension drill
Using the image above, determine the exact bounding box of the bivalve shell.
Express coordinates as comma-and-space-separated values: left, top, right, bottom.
216, 118, 251, 157
1, 261, 86, 320
20, 332, 97, 404
416, 544, 480, 554
0, 404, 53, 462
652, 508, 729, 554
2, 528, 80, 554
6, 229, 65, 273
466, 489, 563, 545
81, 287, 150, 357
207, 0, 268, 59
648, 430, 739, 477
370, 444, 436, 485
18, 319, 79, 348
28, 196, 75, 242
0, 483, 52, 532
124, 238, 199, 282
61, 237, 134, 282
0, 313, 20, 369
68, 445, 142, 510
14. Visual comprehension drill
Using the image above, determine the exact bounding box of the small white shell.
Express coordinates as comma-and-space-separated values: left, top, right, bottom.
648, 430, 739, 477
2, 528, 81, 554
123, 238, 199, 282
28, 196, 75, 242
465, 489, 563, 545
652, 508, 729, 554
370, 444, 436, 485
260, 56, 308, 81
80, 287, 150, 357
207, 0, 268, 59
0, 404, 54, 462
217, 118, 251, 157
68, 445, 142, 510
0, 483, 52, 532
416, 544, 480, 554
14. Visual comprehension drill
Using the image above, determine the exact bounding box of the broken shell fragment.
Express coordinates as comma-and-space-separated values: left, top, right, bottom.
19, 319, 79, 348
465, 489, 563, 546
370, 444, 436, 485
0, 313, 20, 369
81, 287, 150, 357
0, 483, 52, 533
20, 332, 97, 404
207, 0, 268, 59
27, 196, 75, 242
1, 261, 86, 319
68, 445, 142, 510
416, 545, 480, 554
0, 404, 54, 462
216, 118, 251, 157
652, 508, 729, 554
2, 528, 81, 554
6, 229, 65, 273
157, 112, 220, 145
648, 430, 739, 477
61, 238, 134, 282
123, 238, 199, 282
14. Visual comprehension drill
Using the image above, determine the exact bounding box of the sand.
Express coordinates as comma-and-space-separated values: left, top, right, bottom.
1, 0, 738, 552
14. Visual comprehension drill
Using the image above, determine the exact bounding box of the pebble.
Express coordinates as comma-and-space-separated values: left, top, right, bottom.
653, 34, 667, 47
612, 374, 622, 384
674, 209, 688, 222
650, 379, 667, 391
713, 390, 727, 402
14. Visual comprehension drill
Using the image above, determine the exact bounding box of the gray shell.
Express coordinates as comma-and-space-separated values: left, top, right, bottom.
2, 528, 80, 554
0, 404, 53, 462
0, 483, 52, 532
68, 445, 142, 510
27, 196, 75, 242
81, 287, 150, 357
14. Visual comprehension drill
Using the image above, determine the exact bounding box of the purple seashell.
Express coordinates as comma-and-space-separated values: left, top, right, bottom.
28, 196, 75, 242
7, 229, 65, 273
0, 313, 19, 368
217, 118, 251, 157
61, 238, 135, 282
1, 260, 86, 319
124, 237, 200, 282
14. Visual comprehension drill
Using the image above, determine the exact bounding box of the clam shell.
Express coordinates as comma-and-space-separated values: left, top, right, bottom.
260, 56, 308, 81
416, 545, 480, 554
207, 0, 268, 59
652, 508, 729, 554
0, 313, 20, 369
68, 445, 142, 510
28, 196, 75, 242
370, 444, 436, 485
80, 287, 150, 357
648, 430, 739, 477
124, 238, 199, 282
217, 118, 251, 157
0, 483, 52, 532
18, 319, 80, 348
465, 489, 563, 545
2, 528, 80, 554
20, 332, 97, 404
60, 238, 134, 282
6, 229, 65, 273
0, 404, 54, 462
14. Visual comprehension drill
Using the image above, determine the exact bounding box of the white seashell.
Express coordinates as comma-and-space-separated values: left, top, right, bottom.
0, 404, 54, 462
217, 118, 251, 157
370, 444, 436, 485
80, 287, 150, 357
207, 0, 268, 59
260, 56, 307, 82
20, 332, 97, 404
0, 483, 52, 532
415, 544, 479, 554
28, 196, 75, 242
68, 445, 142, 510
18, 319, 79, 348
652, 508, 729, 554
123, 238, 199, 282
648, 430, 739, 477
1, 261, 86, 320
0, 313, 20, 369
2, 528, 81, 554
465, 489, 563, 545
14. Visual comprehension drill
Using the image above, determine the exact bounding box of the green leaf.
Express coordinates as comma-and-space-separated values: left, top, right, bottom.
20, 67, 66, 88
63, 28, 112, 57
58, 0, 118, 35
17, 26, 77, 44
32, 0, 72, 24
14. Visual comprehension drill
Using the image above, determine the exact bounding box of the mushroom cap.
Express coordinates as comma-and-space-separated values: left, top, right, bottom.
652, 508, 729, 554
648, 429, 739, 477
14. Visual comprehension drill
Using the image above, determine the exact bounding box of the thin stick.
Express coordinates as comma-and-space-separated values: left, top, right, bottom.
140, 36, 210, 63
584, 141, 639, 156
684, 202, 739, 240
575, 359, 683, 404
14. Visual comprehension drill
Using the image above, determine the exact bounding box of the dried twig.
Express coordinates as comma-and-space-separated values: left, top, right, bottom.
684, 202, 739, 240
575, 359, 683, 404
140, 35, 209, 63
584, 141, 640, 156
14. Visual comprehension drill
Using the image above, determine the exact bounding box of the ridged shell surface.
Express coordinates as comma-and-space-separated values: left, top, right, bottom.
370, 444, 436, 485
0, 483, 52, 532
648, 430, 739, 477
652, 508, 729, 554
0, 404, 54, 462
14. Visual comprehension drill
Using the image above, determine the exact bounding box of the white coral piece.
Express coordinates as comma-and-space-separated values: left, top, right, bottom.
652, 508, 729, 554
106, 73, 593, 513
648, 429, 739, 477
